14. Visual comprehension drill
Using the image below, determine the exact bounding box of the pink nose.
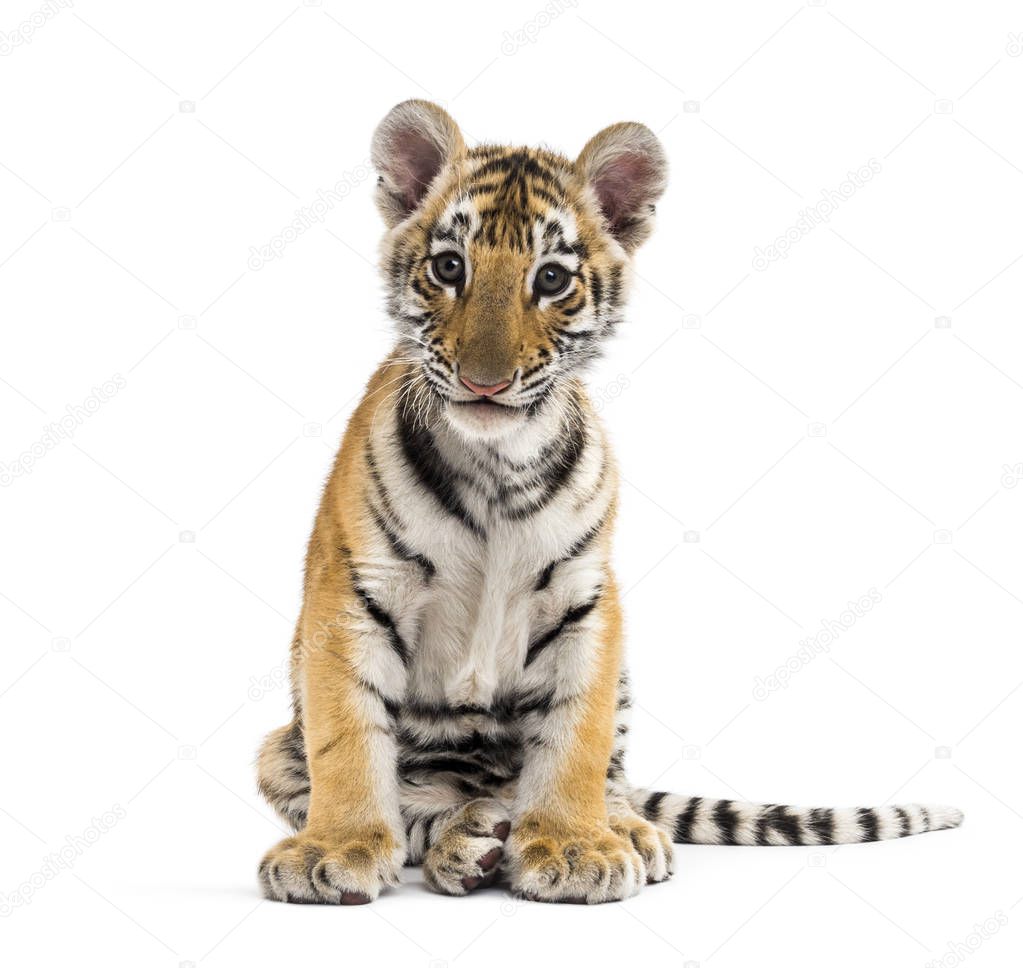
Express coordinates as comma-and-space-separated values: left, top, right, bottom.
460, 377, 511, 397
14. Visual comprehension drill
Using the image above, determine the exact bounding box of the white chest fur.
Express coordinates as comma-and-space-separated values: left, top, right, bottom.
366, 395, 613, 708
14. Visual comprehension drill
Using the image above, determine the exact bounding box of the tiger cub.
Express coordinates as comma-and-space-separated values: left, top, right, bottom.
256, 100, 962, 905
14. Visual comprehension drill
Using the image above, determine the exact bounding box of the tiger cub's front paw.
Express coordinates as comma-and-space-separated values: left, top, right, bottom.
506, 818, 646, 904
608, 808, 674, 884
258, 829, 402, 904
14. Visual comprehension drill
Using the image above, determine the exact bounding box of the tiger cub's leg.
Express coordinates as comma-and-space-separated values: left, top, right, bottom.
422, 798, 512, 896
506, 583, 654, 904
258, 596, 407, 904
256, 720, 309, 831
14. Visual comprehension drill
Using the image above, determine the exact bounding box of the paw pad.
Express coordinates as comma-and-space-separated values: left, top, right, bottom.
425, 816, 511, 896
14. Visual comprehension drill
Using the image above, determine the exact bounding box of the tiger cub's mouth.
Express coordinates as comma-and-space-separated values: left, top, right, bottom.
443, 394, 529, 438
451, 397, 521, 410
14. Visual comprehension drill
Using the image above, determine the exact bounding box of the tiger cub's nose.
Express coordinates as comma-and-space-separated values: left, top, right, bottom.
460, 376, 511, 397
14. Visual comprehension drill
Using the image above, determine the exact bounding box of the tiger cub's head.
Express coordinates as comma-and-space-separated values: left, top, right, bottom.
371, 100, 667, 440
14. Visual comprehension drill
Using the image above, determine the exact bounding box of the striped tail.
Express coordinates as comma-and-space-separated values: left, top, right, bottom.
630, 790, 964, 846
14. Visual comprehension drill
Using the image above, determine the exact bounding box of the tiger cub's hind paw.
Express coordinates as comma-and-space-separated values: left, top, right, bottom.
423, 799, 511, 896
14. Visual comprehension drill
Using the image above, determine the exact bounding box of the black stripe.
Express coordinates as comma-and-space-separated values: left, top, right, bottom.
524, 596, 600, 667
673, 797, 702, 842
515, 690, 569, 717
534, 561, 557, 592
355, 674, 401, 721
920, 806, 931, 832
469, 151, 563, 188
431, 226, 458, 244
590, 268, 604, 311
423, 813, 439, 851
400, 756, 499, 777
424, 362, 453, 386
755, 805, 804, 845
805, 807, 835, 844
506, 405, 586, 520
607, 265, 623, 305
396, 727, 517, 757
857, 807, 880, 842
337, 546, 410, 667
643, 791, 668, 821
281, 719, 305, 760
397, 412, 485, 538
542, 219, 566, 247
410, 276, 433, 298
559, 293, 587, 317
257, 776, 309, 802
455, 777, 491, 799
316, 735, 343, 758
365, 447, 401, 521
402, 700, 499, 720
429, 349, 453, 373
554, 325, 598, 342
527, 185, 562, 207
401, 692, 534, 727
354, 585, 408, 666
534, 512, 607, 590
894, 806, 912, 837
464, 180, 504, 198
714, 799, 740, 845
367, 501, 436, 579
524, 378, 557, 416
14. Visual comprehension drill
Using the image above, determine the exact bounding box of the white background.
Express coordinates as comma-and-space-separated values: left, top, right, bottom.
2, 1, 1022, 965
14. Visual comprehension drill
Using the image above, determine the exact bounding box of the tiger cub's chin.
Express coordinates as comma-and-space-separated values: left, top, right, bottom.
444, 399, 528, 440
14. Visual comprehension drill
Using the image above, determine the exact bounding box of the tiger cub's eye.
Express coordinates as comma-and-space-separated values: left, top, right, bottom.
432, 252, 465, 285
534, 263, 571, 297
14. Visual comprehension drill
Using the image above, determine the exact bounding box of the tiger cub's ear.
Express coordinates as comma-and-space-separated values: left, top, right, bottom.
371, 100, 465, 227
575, 122, 667, 252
